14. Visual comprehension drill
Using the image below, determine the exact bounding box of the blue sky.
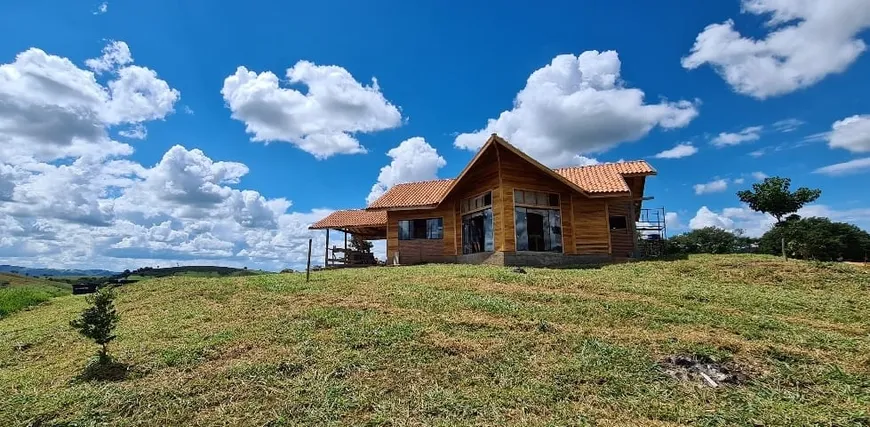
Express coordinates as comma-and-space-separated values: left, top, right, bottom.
1, 0, 869, 270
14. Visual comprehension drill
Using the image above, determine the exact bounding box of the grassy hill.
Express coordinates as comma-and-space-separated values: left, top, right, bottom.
0, 273, 72, 317
1, 255, 868, 426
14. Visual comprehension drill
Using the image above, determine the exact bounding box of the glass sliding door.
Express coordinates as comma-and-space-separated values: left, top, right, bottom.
460, 191, 494, 254
514, 189, 563, 253
461, 208, 493, 254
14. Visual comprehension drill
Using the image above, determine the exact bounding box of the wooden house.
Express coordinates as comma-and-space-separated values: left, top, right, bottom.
310, 134, 656, 266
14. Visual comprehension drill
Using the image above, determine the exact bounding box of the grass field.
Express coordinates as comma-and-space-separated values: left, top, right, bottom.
0, 273, 72, 318
1, 255, 868, 426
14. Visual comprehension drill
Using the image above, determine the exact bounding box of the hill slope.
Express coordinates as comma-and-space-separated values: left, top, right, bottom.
0, 273, 72, 317
1, 255, 868, 426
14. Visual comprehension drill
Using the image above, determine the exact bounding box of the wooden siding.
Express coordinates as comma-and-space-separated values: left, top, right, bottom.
608, 199, 636, 258
386, 204, 455, 264
494, 145, 577, 254
442, 145, 502, 254
397, 239, 446, 264
573, 198, 610, 255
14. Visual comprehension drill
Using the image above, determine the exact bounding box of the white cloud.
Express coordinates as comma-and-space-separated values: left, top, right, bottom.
711, 125, 762, 147
103, 65, 180, 125
93, 2, 108, 15
693, 179, 729, 195
682, 0, 870, 99
366, 137, 446, 205
573, 156, 601, 166
689, 206, 738, 231
0, 41, 177, 164
0, 44, 346, 271
772, 118, 804, 133
689, 204, 870, 236
733, 178, 745, 184
749, 149, 766, 157
751, 171, 768, 180
221, 61, 402, 159
665, 211, 684, 234
118, 123, 147, 139
827, 115, 870, 153
454, 50, 698, 167
654, 143, 698, 159
813, 157, 870, 176
85, 40, 131, 74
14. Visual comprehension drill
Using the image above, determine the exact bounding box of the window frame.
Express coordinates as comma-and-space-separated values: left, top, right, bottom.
460, 190, 494, 215
398, 217, 444, 240
608, 215, 628, 231
513, 189, 560, 209
512, 187, 564, 253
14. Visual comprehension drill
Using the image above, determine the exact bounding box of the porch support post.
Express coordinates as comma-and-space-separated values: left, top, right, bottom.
325, 229, 330, 267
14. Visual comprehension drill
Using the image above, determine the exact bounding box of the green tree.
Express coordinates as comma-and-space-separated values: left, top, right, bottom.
667, 227, 755, 254
760, 217, 870, 261
349, 234, 373, 253
70, 286, 119, 363
737, 177, 821, 224
737, 176, 821, 258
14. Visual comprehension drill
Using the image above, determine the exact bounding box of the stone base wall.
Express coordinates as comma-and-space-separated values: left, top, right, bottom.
394, 250, 611, 267
503, 251, 611, 267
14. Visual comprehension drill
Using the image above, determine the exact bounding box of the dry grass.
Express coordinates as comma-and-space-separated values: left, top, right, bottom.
1, 255, 869, 426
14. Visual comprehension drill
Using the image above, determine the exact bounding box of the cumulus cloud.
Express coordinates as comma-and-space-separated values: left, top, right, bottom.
711, 126, 762, 147
0, 44, 345, 271
682, 0, 870, 99
813, 157, 870, 176
454, 50, 698, 167
693, 179, 729, 195
0, 41, 177, 163
827, 115, 870, 153
221, 61, 402, 159
85, 40, 131, 74
653, 143, 698, 159
366, 137, 446, 205
689, 204, 870, 236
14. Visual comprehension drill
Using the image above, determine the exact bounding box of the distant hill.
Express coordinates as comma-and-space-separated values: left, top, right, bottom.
128, 265, 266, 279
0, 265, 119, 278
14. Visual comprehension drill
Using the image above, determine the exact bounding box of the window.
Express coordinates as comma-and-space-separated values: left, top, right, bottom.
609, 215, 628, 230
514, 190, 559, 208
398, 218, 443, 240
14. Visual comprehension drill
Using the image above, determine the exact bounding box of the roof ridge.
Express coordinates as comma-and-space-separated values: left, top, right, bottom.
392, 178, 455, 186
553, 159, 649, 171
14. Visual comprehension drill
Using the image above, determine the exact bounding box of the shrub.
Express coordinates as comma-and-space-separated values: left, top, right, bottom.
667, 227, 756, 254
759, 217, 870, 261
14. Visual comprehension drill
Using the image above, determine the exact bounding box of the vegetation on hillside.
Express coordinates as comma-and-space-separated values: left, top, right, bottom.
1, 255, 868, 426
0, 273, 72, 317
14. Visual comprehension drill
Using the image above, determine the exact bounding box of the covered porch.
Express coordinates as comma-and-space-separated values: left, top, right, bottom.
308, 209, 387, 267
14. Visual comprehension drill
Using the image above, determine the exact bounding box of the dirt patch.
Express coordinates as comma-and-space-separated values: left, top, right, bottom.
660, 354, 749, 388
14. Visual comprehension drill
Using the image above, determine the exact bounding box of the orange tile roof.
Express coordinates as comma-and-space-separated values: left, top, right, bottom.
554, 160, 656, 194
366, 179, 455, 210
309, 209, 387, 229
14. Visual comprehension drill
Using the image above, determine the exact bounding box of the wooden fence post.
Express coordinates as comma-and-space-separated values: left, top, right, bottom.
306, 238, 312, 282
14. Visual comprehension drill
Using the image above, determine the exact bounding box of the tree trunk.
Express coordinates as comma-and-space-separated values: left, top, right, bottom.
781, 236, 786, 260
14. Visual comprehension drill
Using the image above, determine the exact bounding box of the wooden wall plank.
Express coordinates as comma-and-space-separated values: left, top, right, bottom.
607, 200, 636, 258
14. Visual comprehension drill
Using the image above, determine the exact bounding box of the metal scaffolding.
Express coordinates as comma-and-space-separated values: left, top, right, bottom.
636, 207, 668, 258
